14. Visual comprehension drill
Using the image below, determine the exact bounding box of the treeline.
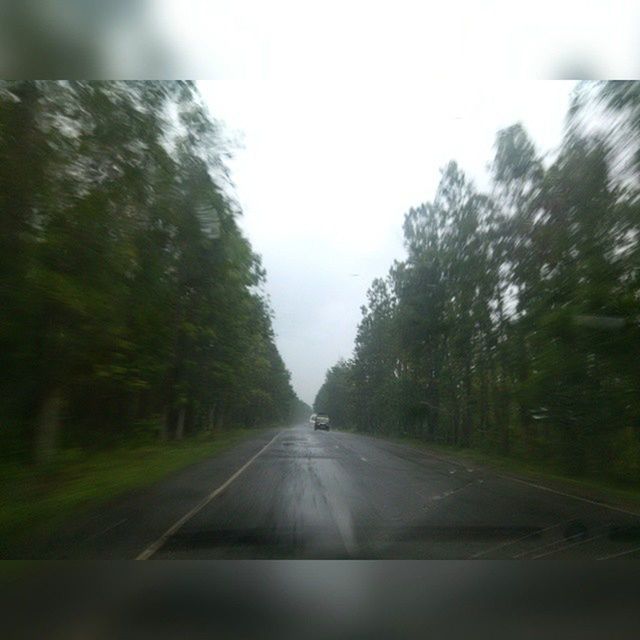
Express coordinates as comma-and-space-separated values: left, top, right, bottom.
315, 82, 640, 483
0, 81, 298, 464
291, 397, 313, 424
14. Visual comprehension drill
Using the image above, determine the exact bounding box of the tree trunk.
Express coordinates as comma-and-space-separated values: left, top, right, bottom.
175, 407, 186, 440
215, 399, 226, 430
517, 332, 534, 455
161, 406, 172, 441
34, 386, 64, 464
479, 355, 488, 435
463, 359, 473, 447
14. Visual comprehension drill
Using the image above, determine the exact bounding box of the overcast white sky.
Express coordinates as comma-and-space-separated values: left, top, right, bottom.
152, 1, 640, 404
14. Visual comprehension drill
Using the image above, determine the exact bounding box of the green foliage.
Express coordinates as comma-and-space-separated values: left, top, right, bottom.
0, 81, 299, 463
314, 360, 354, 428
0, 428, 260, 548
316, 81, 640, 484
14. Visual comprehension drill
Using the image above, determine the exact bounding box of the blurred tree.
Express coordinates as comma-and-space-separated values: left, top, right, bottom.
316, 81, 640, 483
0, 81, 299, 463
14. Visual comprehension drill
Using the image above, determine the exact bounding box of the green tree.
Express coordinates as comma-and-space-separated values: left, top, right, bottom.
0, 81, 299, 464
318, 81, 640, 484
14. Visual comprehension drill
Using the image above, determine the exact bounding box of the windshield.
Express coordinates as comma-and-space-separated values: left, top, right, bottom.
3, 79, 640, 563
2, 14, 640, 567
6, 6, 640, 639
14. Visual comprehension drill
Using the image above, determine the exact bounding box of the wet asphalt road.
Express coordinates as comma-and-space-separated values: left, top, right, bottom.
14, 423, 640, 559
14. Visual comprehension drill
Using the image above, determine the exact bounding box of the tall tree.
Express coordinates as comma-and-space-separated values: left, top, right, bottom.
317, 81, 640, 483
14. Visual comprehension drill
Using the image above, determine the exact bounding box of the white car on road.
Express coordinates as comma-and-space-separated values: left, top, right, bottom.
313, 413, 330, 431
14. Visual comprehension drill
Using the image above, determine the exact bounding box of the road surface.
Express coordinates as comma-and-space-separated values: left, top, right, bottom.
13, 423, 640, 559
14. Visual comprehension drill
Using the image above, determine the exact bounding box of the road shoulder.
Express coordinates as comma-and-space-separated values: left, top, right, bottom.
335, 429, 640, 517
1, 427, 283, 559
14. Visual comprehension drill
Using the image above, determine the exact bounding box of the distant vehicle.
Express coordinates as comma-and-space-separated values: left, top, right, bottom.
314, 413, 330, 431
310, 413, 317, 425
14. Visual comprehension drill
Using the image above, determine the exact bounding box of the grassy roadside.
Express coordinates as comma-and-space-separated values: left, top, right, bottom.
349, 429, 640, 514
0, 428, 265, 551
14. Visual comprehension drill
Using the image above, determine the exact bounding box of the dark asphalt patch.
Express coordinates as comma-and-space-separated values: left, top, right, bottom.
608, 524, 640, 541
392, 525, 544, 543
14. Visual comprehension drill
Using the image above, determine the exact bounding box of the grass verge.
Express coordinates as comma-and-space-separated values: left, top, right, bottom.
0, 428, 263, 552
356, 431, 640, 514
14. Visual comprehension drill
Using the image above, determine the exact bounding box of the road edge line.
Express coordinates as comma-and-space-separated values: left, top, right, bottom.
350, 432, 640, 518
136, 431, 280, 560
492, 472, 640, 518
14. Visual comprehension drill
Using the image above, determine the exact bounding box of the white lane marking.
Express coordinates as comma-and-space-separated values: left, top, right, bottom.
82, 519, 127, 543
136, 432, 280, 560
360, 457, 367, 462
493, 472, 640, 518
470, 521, 564, 559
598, 544, 640, 560
531, 532, 608, 559
430, 483, 474, 501
363, 434, 640, 518
512, 523, 609, 559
